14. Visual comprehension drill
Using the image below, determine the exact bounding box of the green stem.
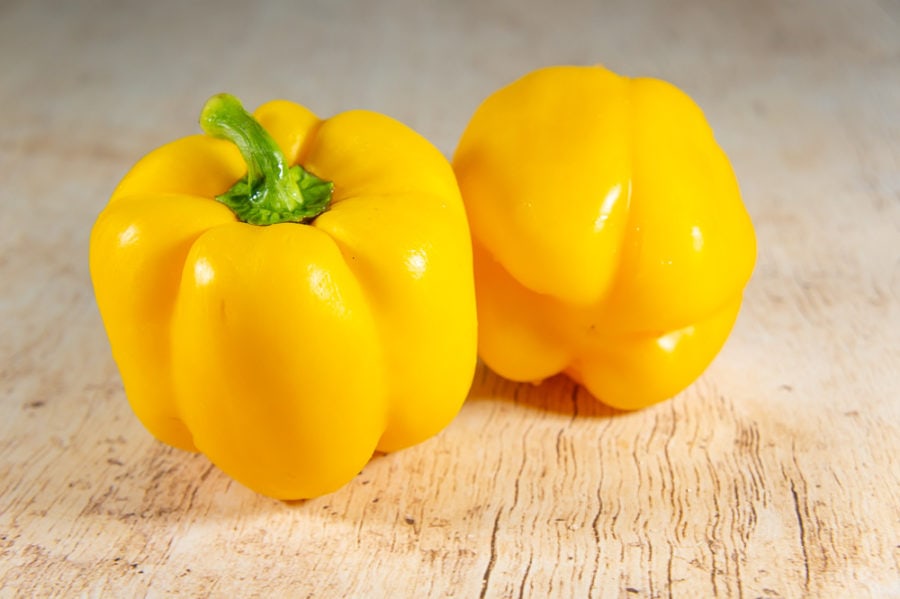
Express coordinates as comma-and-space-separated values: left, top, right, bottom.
199, 93, 333, 225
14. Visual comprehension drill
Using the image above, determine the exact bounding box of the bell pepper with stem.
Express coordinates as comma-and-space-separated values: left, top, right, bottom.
90, 94, 477, 499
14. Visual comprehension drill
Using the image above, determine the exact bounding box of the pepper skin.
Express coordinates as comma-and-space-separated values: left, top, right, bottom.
90, 95, 477, 499
452, 66, 756, 410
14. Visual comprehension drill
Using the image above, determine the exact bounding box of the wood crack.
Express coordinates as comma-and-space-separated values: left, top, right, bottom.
790, 479, 811, 592
479, 508, 502, 599
516, 554, 532, 599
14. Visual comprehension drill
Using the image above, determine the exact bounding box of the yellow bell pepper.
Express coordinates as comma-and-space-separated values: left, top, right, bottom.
452, 65, 756, 410
90, 94, 477, 499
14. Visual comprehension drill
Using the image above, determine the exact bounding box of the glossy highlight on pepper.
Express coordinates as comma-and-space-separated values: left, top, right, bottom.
452, 65, 756, 410
90, 94, 478, 499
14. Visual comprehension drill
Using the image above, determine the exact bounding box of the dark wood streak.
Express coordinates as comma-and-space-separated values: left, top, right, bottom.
479, 508, 502, 599
789, 478, 811, 592
517, 554, 533, 599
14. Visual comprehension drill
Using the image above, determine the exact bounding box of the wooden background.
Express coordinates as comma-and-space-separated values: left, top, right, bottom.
2, 0, 898, 596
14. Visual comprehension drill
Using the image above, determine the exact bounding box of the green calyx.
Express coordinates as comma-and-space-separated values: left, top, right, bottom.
199, 93, 333, 225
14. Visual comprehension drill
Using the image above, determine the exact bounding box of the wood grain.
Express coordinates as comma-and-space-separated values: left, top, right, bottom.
1, 0, 898, 597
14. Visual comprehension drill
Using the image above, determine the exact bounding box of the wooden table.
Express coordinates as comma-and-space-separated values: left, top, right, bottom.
2, 0, 898, 596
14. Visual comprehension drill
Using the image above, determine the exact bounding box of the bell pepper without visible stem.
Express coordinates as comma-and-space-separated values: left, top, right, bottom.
452, 65, 756, 410
90, 94, 477, 499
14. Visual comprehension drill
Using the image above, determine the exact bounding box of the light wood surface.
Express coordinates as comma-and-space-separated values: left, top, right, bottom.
2, 0, 899, 597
